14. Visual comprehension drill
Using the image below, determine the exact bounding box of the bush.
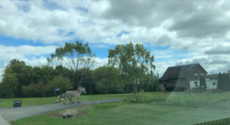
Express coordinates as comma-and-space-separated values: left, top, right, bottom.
205, 89, 223, 93
124, 93, 168, 103
116, 89, 125, 93
187, 88, 204, 93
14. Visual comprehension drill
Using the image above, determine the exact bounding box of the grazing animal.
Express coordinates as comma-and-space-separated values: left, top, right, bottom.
63, 87, 86, 104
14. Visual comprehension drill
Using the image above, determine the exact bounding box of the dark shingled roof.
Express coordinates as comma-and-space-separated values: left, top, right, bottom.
159, 63, 207, 81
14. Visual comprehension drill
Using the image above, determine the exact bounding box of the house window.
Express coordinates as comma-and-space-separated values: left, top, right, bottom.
212, 82, 216, 85
194, 73, 198, 78
201, 73, 204, 76
194, 81, 198, 85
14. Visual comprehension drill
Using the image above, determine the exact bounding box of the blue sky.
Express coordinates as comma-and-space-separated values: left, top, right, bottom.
1, 0, 230, 82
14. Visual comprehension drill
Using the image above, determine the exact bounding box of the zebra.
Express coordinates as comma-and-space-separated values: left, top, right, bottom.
63, 87, 86, 104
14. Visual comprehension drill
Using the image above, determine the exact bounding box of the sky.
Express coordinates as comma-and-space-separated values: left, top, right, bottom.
0, 0, 230, 82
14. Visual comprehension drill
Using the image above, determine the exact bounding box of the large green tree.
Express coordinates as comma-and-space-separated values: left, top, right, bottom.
22, 83, 38, 97
108, 42, 155, 94
47, 41, 95, 88
0, 67, 19, 98
47, 75, 73, 97
93, 65, 124, 94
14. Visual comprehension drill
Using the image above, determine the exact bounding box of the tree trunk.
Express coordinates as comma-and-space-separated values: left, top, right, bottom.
133, 81, 137, 95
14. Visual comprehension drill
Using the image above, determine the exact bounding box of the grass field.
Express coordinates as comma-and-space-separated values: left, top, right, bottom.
11, 101, 230, 125
0, 93, 129, 108
10, 92, 230, 125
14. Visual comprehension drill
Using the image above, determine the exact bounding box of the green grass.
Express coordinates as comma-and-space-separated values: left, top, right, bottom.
9, 92, 230, 125
11, 101, 230, 125
0, 93, 129, 108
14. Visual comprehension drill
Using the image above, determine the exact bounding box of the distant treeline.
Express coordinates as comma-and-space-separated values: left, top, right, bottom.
0, 41, 158, 98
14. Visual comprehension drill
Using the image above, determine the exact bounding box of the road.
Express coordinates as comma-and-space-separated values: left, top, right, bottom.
0, 98, 123, 124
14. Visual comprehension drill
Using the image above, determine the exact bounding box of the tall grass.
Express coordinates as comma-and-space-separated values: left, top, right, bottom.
124, 92, 230, 108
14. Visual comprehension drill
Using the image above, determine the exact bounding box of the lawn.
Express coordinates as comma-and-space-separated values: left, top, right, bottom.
10, 92, 230, 125
11, 101, 230, 125
0, 93, 129, 108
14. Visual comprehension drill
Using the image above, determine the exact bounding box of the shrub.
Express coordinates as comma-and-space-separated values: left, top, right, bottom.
117, 89, 125, 93
187, 88, 204, 93
124, 93, 168, 103
205, 89, 223, 93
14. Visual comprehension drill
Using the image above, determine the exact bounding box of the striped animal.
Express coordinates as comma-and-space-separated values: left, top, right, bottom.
63, 87, 86, 104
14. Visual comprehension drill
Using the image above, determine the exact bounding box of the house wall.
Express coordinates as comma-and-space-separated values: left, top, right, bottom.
205, 79, 217, 89
186, 66, 207, 90
189, 80, 200, 89
189, 79, 217, 90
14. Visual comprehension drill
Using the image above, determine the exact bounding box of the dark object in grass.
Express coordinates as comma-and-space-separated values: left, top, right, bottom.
67, 114, 74, 118
13, 100, 22, 107
63, 114, 74, 119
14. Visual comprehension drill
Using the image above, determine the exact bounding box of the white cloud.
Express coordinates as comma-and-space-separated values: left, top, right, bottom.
0, 0, 230, 80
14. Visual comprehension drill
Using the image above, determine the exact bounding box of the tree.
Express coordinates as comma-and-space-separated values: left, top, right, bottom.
47, 75, 73, 97
0, 67, 19, 98
8, 59, 25, 66
22, 83, 38, 97
37, 81, 47, 97
200, 76, 206, 90
87, 83, 93, 95
93, 65, 124, 94
108, 42, 155, 94
47, 41, 95, 87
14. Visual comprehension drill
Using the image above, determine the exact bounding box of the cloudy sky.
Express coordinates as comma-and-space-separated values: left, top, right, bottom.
0, 0, 230, 81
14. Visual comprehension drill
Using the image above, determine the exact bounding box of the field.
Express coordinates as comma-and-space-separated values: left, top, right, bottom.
0, 93, 129, 108
10, 92, 230, 125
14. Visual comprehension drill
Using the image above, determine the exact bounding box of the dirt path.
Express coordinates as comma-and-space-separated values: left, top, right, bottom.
0, 98, 123, 122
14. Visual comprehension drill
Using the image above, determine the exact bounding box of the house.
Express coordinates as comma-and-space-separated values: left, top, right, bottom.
159, 63, 208, 91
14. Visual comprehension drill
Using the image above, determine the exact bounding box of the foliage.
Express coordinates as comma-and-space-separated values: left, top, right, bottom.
124, 92, 168, 103
108, 42, 155, 94
160, 92, 230, 108
94, 66, 124, 94
187, 88, 204, 93
87, 83, 93, 95
8, 59, 25, 66
47, 41, 95, 86
36, 81, 47, 97
0, 67, 19, 98
47, 75, 73, 95
22, 83, 38, 97
205, 89, 223, 93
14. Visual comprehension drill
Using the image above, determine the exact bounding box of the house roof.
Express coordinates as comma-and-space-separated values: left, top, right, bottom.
159, 63, 207, 81
206, 73, 230, 80
205, 74, 218, 80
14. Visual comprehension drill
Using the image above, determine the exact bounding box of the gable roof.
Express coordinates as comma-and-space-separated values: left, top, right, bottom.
159, 63, 207, 81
